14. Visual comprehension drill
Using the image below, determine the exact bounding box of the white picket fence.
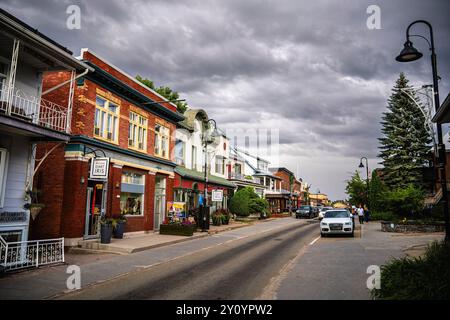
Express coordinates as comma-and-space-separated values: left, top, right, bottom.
0, 236, 65, 272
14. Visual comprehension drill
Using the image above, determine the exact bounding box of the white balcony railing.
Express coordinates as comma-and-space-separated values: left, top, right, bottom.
228, 172, 261, 184
0, 84, 69, 133
0, 236, 64, 272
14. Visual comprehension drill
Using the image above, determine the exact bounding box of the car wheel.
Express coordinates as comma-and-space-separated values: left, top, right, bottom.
321, 232, 325, 237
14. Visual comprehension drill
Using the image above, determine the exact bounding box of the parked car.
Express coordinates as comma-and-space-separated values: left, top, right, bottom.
320, 209, 354, 237
296, 205, 315, 219
318, 206, 333, 220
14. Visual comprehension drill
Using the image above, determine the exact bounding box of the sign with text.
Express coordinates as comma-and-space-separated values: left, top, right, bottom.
212, 189, 223, 202
89, 157, 110, 180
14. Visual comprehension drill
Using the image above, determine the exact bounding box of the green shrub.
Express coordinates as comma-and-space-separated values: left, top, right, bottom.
229, 187, 260, 217
380, 185, 425, 218
370, 211, 397, 221
249, 198, 269, 215
371, 241, 450, 300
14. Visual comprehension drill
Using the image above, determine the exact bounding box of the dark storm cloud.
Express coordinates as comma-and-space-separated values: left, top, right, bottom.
1, 0, 449, 199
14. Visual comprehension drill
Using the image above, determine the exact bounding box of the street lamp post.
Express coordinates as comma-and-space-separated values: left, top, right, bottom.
396, 20, 449, 241
359, 157, 369, 212
201, 118, 217, 232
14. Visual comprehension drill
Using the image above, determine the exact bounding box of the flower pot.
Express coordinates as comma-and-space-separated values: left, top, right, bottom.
113, 221, 126, 239
100, 224, 113, 243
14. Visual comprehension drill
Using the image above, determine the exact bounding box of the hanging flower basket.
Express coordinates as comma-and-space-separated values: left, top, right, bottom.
26, 204, 45, 220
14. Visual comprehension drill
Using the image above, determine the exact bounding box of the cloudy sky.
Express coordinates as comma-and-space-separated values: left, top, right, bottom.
2, 0, 449, 200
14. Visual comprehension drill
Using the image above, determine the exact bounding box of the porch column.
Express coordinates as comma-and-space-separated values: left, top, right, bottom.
6, 38, 20, 114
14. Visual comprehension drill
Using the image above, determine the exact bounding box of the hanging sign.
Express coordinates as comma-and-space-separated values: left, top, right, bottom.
212, 189, 223, 202
89, 157, 110, 180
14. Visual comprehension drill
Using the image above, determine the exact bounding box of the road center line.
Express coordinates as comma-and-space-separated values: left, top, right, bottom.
309, 236, 321, 246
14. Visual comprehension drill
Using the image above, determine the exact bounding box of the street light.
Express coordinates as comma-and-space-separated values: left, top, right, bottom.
396, 20, 449, 241
359, 157, 370, 212
201, 118, 217, 232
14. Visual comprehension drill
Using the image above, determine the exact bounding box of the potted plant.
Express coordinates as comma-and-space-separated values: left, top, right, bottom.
100, 217, 114, 244
23, 188, 45, 220
159, 220, 194, 236
113, 214, 127, 239
212, 212, 223, 226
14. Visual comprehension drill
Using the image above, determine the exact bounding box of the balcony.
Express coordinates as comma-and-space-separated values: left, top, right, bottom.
228, 172, 261, 184
0, 84, 69, 133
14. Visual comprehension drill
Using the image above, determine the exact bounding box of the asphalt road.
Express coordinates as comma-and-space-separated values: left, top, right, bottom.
59, 219, 319, 300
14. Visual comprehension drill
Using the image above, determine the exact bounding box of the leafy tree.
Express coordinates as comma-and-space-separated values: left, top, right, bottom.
378, 73, 432, 189
345, 171, 367, 207
229, 187, 265, 217
136, 75, 188, 114
369, 170, 388, 213
383, 185, 425, 218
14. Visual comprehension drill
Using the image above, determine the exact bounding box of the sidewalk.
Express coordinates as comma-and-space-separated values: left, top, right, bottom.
274, 221, 445, 300
76, 220, 250, 254
0, 217, 299, 300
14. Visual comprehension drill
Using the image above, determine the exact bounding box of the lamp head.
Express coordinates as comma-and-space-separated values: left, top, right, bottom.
358, 161, 364, 168
396, 40, 423, 62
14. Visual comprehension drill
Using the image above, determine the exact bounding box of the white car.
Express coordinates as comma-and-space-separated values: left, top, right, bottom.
320, 209, 354, 237
318, 206, 333, 220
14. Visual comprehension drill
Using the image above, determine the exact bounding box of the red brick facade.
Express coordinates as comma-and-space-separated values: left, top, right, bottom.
31, 50, 180, 241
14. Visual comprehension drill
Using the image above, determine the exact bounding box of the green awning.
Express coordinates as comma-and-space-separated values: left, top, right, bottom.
175, 166, 236, 188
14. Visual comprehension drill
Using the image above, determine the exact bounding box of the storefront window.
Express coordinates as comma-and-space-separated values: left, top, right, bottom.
120, 193, 143, 215
120, 171, 145, 216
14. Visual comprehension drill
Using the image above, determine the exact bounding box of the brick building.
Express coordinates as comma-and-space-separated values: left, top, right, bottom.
267, 167, 300, 212
30, 49, 184, 245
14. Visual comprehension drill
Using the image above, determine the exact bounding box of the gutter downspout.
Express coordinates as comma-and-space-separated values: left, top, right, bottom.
41, 68, 89, 95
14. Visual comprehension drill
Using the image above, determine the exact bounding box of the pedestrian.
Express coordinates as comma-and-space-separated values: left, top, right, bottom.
364, 206, 370, 223
358, 205, 364, 224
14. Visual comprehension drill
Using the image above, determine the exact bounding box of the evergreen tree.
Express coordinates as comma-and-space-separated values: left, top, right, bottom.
378, 73, 431, 189
369, 170, 388, 213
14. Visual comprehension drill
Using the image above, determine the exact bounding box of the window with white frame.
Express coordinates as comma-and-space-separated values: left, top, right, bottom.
0, 148, 8, 208
175, 139, 185, 166
128, 111, 147, 151
154, 124, 170, 159
215, 156, 225, 175
94, 96, 120, 143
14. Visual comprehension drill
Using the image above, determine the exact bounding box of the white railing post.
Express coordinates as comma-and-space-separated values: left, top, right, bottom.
61, 237, 65, 263
35, 240, 39, 267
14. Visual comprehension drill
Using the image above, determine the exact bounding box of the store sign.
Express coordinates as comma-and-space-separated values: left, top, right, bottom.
89, 157, 110, 180
167, 201, 187, 220
212, 189, 223, 202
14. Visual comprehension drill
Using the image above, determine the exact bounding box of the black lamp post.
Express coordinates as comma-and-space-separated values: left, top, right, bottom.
359, 157, 370, 211
201, 118, 217, 232
396, 20, 449, 241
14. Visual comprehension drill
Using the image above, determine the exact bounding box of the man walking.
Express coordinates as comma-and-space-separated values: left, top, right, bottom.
358, 205, 364, 224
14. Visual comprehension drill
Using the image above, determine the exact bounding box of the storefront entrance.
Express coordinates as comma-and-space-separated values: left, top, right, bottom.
153, 176, 166, 230
84, 180, 107, 239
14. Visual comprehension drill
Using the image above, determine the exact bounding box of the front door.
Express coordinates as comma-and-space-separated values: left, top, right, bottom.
154, 176, 166, 230
84, 181, 105, 239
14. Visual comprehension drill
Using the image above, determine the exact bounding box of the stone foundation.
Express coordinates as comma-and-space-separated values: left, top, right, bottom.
381, 221, 445, 233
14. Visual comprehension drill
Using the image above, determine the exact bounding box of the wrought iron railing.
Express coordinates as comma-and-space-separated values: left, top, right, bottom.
0, 84, 69, 133
0, 236, 64, 272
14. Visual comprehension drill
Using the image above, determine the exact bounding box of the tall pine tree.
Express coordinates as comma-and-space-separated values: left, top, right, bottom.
378, 73, 431, 189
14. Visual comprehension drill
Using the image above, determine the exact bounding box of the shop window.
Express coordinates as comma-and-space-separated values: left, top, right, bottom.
0, 148, 8, 208
120, 171, 145, 216
128, 111, 148, 151
175, 139, 185, 166
155, 124, 170, 159
94, 96, 120, 143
